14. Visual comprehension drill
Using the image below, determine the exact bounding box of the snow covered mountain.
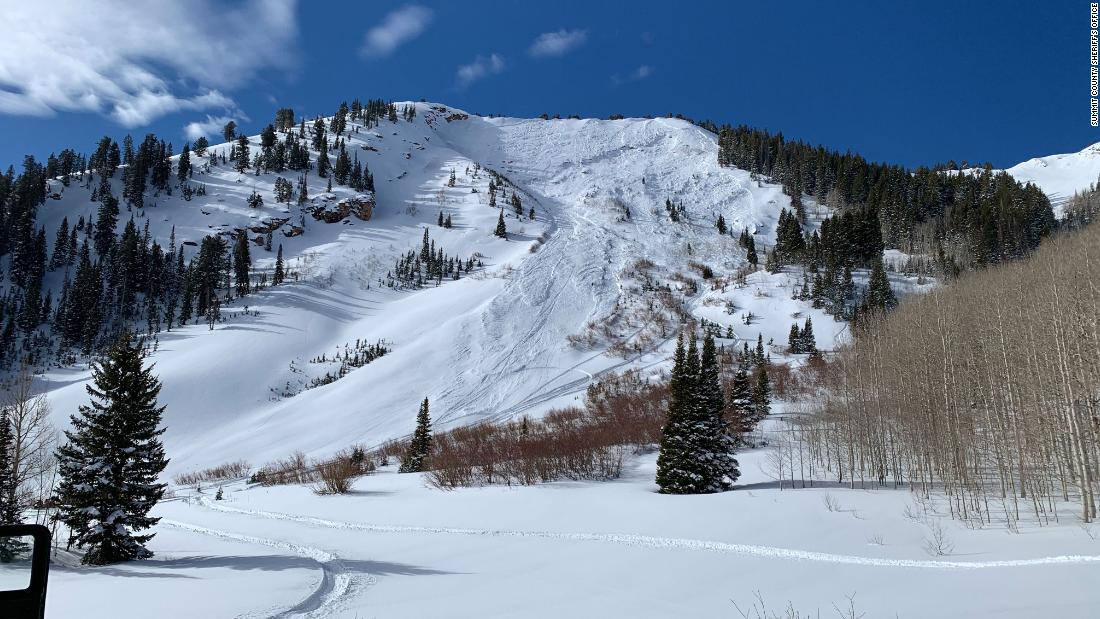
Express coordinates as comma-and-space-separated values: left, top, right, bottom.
23, 103, 1100, 619
991, 141, 1100, 215
37, 103, 862, 474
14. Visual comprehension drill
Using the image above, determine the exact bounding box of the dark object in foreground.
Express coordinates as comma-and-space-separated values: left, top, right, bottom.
0, 524, 51, 619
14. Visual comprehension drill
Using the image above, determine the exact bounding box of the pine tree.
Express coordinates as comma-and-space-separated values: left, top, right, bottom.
864, 257, 897, 312
234, 135, 250, 173
788, 323, 802, 353
751, 364, 771, 424
716, 214, 727, 235
799, 317, 817, 354
728, 354, 755, 436
177, 142, 191, 182
0, 409, 27, 562
233, 230, 251, 296
656, 334, 692, 493
274, 244, 285, 285
398, 398, 432, 473
696, 334, 739, 491
55, 334, 169, 565
494, 208, 507, 238
657, 333, 738, 494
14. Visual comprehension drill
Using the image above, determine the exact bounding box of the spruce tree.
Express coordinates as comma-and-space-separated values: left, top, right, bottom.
696, 334, 739, 491
177, 142, 191, 182
494, 208, 507, 238
55, 334, 168, 565
728, 354, 755, 436
752, 364, 771, 424
656, 334, 692, 493
399, 398, 432, 473
788, 323, 802, 353
0, 411, 26, 562
233, 231, 251, 296
864, 257, 897, 312
274, 244, 285, 285
0, 409, 27, 562
234, 135, 250, 173
799, 317, 817, 354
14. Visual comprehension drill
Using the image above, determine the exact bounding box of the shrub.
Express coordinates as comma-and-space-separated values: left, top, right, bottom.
426, 371, 667, 489
173, 460, 251, 486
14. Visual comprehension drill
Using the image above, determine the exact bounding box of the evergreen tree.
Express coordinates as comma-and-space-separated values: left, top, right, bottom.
177, 142, 191, 182
657, 333, 738, 493
696, 334, 739, 491
716, 214, 727, 235
49, 217, 70, 270
863, 257, 897, 312
656, 334, 692, 493
494, 208, 507, 238
55, 334, 168, 565
398, 398, 432, 473
788, 323, 802, 353
274, 244, 285, 285
0, 409, 27, 562
94, 194, 120, 257
728, 354, 755, 436
222, 121, 236, 142
234, 135, 250, 173
752, 364, 771, 424
799, 317, 817, 354
233, 231, 251, 296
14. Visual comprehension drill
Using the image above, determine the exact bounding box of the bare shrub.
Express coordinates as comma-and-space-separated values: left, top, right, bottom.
922, 519, 955, 557
733, 590, 865, 619
252, 451, 311, 486
312, 458, 359, 495
822, 492, 841, 512
866, 533, 885, 546
174, 460, 251, 486
426, 371, 667, 489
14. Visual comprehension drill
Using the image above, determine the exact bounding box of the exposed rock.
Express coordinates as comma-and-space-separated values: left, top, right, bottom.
249, 217, 290, 234
311, 195, 375, 223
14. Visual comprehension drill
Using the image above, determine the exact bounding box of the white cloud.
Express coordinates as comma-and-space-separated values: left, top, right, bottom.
0, 0, 298, 127
612, 65, 654, 85
360, 5, 433, 58
529, 29, 587, 58
456, 54, 505, 89
183, 114, 238, 141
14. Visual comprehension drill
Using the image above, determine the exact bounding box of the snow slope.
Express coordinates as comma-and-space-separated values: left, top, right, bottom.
972, 141, 1100, 216
25, 104, 1096, 619
38, 103, 865, 473
44, 444, 1100, 618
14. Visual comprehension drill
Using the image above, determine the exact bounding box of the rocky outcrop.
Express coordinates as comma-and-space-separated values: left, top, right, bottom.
311, 195, 375, 223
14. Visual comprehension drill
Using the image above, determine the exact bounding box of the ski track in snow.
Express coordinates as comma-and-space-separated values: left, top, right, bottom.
195, 497, 1100, 571
160, 518, 361, 618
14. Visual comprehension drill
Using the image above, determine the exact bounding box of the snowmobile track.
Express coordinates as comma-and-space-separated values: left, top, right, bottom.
161, 518, 360, 618
195, 498, 1100, 571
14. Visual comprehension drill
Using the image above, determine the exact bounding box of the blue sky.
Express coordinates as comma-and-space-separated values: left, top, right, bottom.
0, 1, 1088, 170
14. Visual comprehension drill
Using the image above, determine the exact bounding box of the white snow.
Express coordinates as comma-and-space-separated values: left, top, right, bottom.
24, 105, 1095, 617
44, 446, 1100, 618
956, 141, 1100, 217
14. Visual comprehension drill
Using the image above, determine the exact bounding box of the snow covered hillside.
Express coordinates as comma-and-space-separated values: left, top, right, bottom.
23, 103, 1100, 619
37, 103, 876, 474
987, 141, 1100, 216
